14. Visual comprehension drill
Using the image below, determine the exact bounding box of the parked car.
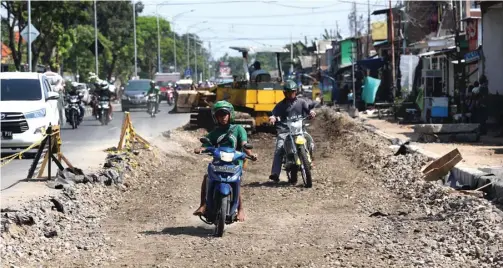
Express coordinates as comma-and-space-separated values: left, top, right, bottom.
0, 72, 60, 150
120, 79, 151, 112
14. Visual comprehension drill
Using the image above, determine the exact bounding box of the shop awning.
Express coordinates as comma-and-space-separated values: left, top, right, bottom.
418, 46, 456, 58
373, 40, 388, 47
335, 64, 354, 75
357, 57, 385, 70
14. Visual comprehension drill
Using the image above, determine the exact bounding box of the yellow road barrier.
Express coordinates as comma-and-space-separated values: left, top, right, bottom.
26, 125, 74, 180
117, 112, 150, 151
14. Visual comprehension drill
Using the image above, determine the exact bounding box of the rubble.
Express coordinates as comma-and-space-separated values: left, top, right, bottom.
314, 107, 503, 267
0, 149, 156, 266
2, 108, 502, 267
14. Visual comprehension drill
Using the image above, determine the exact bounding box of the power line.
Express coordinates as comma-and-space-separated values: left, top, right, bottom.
171, 19, 345, 28
265, 2, 340, 9
179, 8, 351, 19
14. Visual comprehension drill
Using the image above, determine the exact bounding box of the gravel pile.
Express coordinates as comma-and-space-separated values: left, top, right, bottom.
314, 107, 503, 267
0, 149, 157, 267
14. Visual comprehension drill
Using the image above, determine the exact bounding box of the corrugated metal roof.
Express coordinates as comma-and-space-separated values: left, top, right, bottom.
298, 56, 316, 69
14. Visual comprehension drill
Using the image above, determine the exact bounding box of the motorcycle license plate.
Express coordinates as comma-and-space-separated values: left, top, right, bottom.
1, 131, 13, 140
213, 165, 239, 173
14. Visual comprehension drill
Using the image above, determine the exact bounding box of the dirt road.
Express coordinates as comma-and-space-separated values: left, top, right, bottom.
5, 109, 503, 268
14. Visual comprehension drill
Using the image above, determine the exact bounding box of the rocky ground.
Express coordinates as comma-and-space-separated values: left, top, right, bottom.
1, 108, 503, 268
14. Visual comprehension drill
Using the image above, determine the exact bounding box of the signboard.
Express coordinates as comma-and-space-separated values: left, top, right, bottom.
20, 24, 40, 43
218, 61, 231, 77
465, 20, 478, 41
184, 67, 192, 77
464, 50, 480, 63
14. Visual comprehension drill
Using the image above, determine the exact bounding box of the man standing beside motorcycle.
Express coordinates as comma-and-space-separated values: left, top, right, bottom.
268, 80, 316, 183
67, 82, 86, 123
146, 80, 160, 113
192, 101, 257, 222
93, 80, 114, 121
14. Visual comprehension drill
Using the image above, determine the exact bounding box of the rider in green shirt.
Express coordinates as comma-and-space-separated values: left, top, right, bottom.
193, 100, 257, 222
146, 80, 160, 113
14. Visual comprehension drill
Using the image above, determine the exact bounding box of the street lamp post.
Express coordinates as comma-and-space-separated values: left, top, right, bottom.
157, 12, 161, 73
133, 0, 138, 78
186, 21, 207, 77
155, 7, 194, 74
171, 10, 194, 73
27, 0, 32, 72
94, 0, 98, 75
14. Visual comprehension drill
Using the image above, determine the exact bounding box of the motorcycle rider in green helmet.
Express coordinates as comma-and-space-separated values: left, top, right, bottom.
146, 80, 160, 113
193, 100, 257, 222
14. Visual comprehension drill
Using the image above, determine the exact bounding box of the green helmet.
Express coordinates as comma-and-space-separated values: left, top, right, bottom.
283, 80, 298, 92
211, 100, 235, 124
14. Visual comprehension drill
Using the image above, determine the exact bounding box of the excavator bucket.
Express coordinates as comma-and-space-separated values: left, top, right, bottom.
173, 90, 199, 113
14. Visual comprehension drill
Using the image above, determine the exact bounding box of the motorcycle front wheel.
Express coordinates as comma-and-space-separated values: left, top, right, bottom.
72, 111, 78, 129
298, 146, 313, 188
215, 195, 229, 237
99, 110, 105, 126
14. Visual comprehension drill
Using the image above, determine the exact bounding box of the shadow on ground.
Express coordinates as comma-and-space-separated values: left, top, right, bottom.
140, 226, 213, 238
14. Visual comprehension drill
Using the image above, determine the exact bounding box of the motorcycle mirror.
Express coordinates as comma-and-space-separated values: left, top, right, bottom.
199, 137, 211, 144
243, 143, 253, 150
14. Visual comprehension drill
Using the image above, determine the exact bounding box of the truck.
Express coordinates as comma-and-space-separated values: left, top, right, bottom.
154, 72, 181, 101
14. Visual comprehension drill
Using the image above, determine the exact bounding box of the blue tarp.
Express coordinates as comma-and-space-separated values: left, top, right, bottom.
357, 57, 385, 70
362, 76, 381, 104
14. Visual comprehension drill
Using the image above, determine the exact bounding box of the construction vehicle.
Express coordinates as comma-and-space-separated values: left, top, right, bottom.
188, 46, 290, 132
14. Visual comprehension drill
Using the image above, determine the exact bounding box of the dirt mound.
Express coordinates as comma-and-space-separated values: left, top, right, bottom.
311, 108, 503, 267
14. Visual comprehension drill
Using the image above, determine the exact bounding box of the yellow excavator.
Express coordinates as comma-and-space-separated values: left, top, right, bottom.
188, 46, 290, 132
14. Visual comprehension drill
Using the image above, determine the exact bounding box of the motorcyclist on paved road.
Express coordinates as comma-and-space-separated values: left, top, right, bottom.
146, 80, 160, 113
193, 100, 257, 222
93, 80, 115, 120
67, 82, 86, 122
268, 80, 316, 183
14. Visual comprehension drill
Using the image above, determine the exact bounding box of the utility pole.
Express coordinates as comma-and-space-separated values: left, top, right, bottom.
27, 0, 32, 72
187, 34, 190, 76
194, 37, 197, 81
290, 32, 294, 75
173, 30, 177, 72
336, 21, 339, 39
453, 3, 466, 121
389, 0, 396, 100
367, 0, 371, 57
352, 1, 357, 109
157, 11, 161, 73
94, 0, 98, 75
133, 0, 138, 78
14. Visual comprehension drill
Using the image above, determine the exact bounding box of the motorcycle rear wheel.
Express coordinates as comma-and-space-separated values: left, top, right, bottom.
215, 195, 229, 237
298, 146, 313, 188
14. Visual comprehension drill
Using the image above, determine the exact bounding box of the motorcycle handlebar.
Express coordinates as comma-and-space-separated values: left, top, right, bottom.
195, 148, 257, 161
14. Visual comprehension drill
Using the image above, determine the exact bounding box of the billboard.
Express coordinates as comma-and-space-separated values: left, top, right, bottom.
219, 61, 231, 77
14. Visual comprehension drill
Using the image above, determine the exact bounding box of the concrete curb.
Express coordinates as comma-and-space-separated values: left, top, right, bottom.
361, 122, 503, 204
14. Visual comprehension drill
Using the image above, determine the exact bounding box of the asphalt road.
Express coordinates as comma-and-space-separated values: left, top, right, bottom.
0, 103, 189, 191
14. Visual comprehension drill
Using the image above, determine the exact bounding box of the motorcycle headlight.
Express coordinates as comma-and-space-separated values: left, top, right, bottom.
24, 108, 46, 119
220, 152, 235, 162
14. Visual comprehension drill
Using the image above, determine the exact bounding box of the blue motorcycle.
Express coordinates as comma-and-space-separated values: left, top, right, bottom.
197, 137, 255, 237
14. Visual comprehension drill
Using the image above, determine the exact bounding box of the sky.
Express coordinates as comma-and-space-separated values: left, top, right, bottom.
141, 0, 395, 59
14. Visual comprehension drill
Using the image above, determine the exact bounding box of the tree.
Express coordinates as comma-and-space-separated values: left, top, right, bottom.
96, 1, 144, 80
1, 1, 28, 70
1, 1, 92, 71
347, 2, 365, 36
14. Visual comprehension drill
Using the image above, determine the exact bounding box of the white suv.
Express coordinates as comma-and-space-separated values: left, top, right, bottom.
0, 72, 61, 149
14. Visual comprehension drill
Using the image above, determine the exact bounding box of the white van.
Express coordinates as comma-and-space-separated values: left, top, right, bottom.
0, 72, 61, 149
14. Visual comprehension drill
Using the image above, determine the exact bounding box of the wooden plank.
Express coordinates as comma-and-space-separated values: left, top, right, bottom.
422, 148, 463, 181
